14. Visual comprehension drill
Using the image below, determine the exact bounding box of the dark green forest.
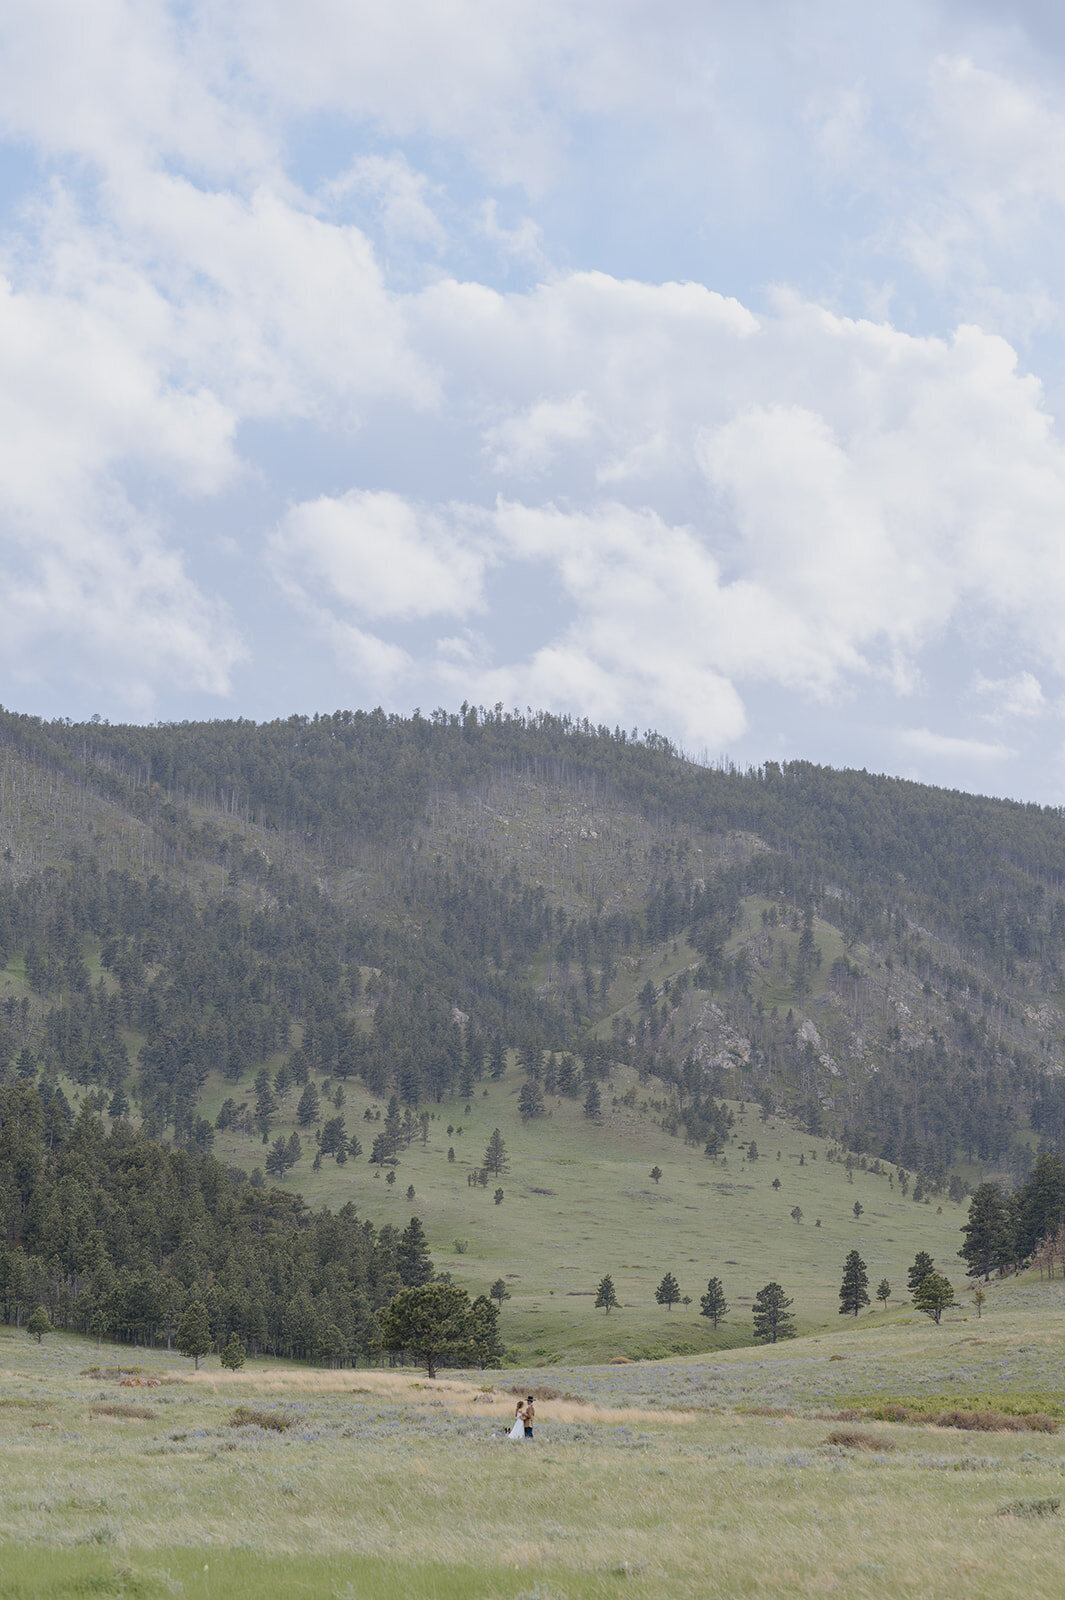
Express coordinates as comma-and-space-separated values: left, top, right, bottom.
0, 1079, 437, 1360
4, 699, 1065, 1265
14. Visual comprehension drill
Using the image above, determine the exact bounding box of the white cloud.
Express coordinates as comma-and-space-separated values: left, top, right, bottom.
484, 393, 596, 477
269, 490, 491, 623
262, 272, 1065, 748
8, 0, 1065, 775
0, 264, 243, 700
324, 155, 446, 251
973, 670, 1047, 720
900, 728, 1014, 762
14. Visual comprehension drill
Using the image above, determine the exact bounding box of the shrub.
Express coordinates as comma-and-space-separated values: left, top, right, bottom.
824, 1430, 894, 1451
230, 1406, 293, 1432
997, 1498, 1060, 1518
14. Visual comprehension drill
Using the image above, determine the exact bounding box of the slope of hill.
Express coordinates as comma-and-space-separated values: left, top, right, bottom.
1, 700, 1064, 1355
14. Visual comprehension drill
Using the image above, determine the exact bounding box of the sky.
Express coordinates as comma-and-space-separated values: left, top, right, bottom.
5, 3, 1065, 800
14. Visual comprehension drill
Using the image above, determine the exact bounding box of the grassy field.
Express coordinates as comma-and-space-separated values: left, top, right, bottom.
201, 1059, 966, 1363
3, 1276, 1065, 1598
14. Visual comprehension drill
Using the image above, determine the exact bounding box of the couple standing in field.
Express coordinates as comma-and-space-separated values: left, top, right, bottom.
508, 1395, 535, 1440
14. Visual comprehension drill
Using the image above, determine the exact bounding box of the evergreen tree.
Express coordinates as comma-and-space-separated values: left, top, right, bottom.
876, 1278, 891, 1308
699, 1277, 728, 1328
517, 1081, 545, 1121
1015, 1150, 1065, 1260
378, 1282, 477, 1378
907, 1251, 935, 1293
489, 1278, 511, 1308
595, 1274, 619, 1314
396, 1216, 434, 1287
296, 1082, 320, 1127
960, 1182, 1011, 1281
650, 1166, 662, 1184
912, 1272, 956, 1324
176, 1300, 212, 1369
751, 1282, 795, 1343
584, 1082, 601, 1120
655, 1271, 681, 1311
26, 1306, 51, 1343
220, 1332, 246, 1370
468, 1295, 505, 1367
838, 1250, 870, 1317
317, 1323, 346, 1367
482, 1128, 509, 1176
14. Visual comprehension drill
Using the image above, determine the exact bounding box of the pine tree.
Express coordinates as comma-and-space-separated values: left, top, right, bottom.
912, 1272, 955, 1324
468, 1295, 505, 1368
584, 1081, 601, 1120
317, 1323, 346, 1367
296, 1082, 320, 1127
655, 1271, 681, 1311
176, 1300, 212, 1369
960, 1182, 1011, 1281
489, 1278, 511, 1308
378, 1282, 478, 1379
1016, 1149, 1065, 1260
751, 1282, 795, 1343
221, 1332, 246, 1370
907, 1251, 935, 1293
838, 1250, 870, 1317
26, 1306, 51, 1344
650, 1166, 662, 1184
699, 1277, 728, 1328
397, 1216, 434, 1286
518, 1081, 545, 1120
876, 1278, 891, 1308
482, 1128, 509, 1176
595, 1274, 619, 1313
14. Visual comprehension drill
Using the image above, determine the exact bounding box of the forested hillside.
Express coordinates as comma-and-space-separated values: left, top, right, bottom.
3, 700, 1065, 1195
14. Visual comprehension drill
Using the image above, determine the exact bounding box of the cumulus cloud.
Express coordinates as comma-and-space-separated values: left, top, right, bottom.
7, 0, 1065, 782
269, 490, 491, 623
265, 273, 1065, 749
483, 393, 596, 477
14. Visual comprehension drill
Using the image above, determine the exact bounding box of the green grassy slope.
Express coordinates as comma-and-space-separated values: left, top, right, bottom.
205, 1054, 964, 1362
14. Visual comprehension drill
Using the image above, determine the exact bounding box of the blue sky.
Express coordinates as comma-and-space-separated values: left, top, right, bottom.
4, 2, 1065, 800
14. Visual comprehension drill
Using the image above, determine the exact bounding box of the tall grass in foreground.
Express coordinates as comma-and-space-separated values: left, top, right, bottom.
3, 1279, 1065, 1598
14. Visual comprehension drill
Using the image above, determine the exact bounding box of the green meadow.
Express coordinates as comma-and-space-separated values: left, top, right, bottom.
2, 1276, 1065, 1599
202, 1061, 965, 1362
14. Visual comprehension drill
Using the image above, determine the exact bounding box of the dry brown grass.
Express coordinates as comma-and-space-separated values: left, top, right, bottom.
174, 1364, 697, 1425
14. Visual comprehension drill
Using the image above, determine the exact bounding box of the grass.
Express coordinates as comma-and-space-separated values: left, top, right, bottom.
4, 1277, 1065, 1597
207, 1056, 965, 1362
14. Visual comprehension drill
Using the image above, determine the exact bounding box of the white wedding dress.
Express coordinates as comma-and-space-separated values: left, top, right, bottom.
508, 1415, 525, 1440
